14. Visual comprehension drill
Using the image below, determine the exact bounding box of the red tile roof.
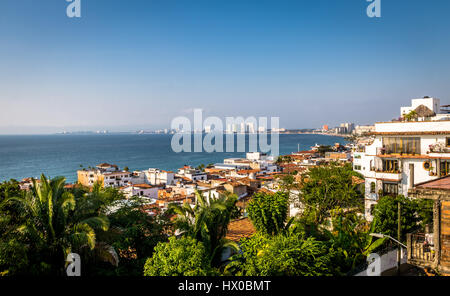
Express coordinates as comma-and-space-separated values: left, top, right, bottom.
226, 218, 256, 242
417, 175, 450, 190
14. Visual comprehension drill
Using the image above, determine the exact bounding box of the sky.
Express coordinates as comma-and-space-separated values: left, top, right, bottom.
1, 0, 450, 134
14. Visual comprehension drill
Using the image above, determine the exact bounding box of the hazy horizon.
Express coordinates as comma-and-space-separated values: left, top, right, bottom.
2, 0, 450, 134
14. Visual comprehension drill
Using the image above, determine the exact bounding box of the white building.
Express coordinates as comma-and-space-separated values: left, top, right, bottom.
400, 96, 441, 117
143, 168, 175, 185
121, 183, 159, 199
102, 171, 133, 188
353, 125, 375, 136
177, 166, 207, 181
355, 97, 450, 221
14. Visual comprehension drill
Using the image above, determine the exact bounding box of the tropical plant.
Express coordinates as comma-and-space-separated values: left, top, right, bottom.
298, 163, 364, 225
247, 191, 291, 236
169, 190, 239, 267
0, 174, 113, 275
372, 195, 428, 242
322, 211, 387, 273
92, 197, 169, 276
404, 110, 417, 121
227, 232, 337, 276
143, 236, 216, 276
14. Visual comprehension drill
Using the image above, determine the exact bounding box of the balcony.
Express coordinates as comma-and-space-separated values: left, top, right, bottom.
371, 168, 402, 181
407, 233, 436, 268
428, 142, 450, 154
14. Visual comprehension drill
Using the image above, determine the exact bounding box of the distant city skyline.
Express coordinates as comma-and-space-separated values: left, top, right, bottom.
1, 0, 450, 134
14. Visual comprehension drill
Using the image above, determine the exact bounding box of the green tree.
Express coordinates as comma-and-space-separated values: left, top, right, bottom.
169, 191, 238, 266
299, 164, 363, 225
95, 197, 169, 276
247, 191, 291, 236
229, 232, 337, 276
143, 236, 215, 276
372, 195, 429, 242
321, 211, 387, 273
0, 175, 112, 275
404, 110, 417, 121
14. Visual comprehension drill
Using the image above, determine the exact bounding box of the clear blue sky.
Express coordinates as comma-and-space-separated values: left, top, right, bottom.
1, 0, 450, 134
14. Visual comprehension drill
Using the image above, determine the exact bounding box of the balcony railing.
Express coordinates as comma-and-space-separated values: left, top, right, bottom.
407, 233, 435, 266
371, 168, 402, 174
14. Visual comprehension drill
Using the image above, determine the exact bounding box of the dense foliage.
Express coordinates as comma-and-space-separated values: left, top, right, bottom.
143, 236, 215, 276
247, 191, 290, 236
168, 191, 238, 267
229, 232, 337, 276
299, 163, 364, 225
372, 195, 433, 242
0, 163, 436, 276
0, 175, 168, 276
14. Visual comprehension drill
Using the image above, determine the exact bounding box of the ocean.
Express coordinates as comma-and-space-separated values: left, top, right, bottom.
0, 133, 346, 183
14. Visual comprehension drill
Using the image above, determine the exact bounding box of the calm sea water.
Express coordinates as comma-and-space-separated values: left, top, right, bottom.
0, 134, 346, 183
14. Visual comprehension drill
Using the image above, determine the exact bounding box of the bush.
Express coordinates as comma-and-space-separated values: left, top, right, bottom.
234, 233, 337, 276
143, 236, 215, 276
373, 195, 432, 242
247, 192, 289, 236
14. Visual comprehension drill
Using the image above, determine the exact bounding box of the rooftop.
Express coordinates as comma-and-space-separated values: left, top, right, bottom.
226, 218, 256, 242
416, 175, 450, 190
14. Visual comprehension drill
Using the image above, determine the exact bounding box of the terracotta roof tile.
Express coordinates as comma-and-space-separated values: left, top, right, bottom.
226, 218, 256, 242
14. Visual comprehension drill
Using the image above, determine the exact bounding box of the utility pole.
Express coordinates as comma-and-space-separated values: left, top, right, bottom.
397, 201, 401, 276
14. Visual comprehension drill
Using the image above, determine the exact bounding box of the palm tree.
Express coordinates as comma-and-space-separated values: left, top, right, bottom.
6, 174, 112, 275
169, 190, 239, 267
404, 110, 417, 121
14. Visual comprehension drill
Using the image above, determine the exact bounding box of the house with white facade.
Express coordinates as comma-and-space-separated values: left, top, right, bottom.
77, 163, 132, 188
354, 97, 450, 221
132, 168, 175, 186
177, 166, 208, 181
121, 183, 159, 199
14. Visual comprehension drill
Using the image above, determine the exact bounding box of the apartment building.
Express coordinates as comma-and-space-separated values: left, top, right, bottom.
121, 183, 159, 199
354, 97, 450, 220
133, 168, 175, 186
77, 163, 132, 188
177, 165, 207, 181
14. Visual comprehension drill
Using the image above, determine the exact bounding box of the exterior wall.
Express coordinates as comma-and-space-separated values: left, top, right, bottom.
103, 172, 132, 188
186, 173, 207, 181
144, 169, 175, 185
400, 97, 440, 116
375, 121, 450, 133
77, 170, 104, 187
122, 186, 158, 199
441, 201, 450, 268
407, 189, 450, 274
359, 121, 450, 221
355, 248, 407, 276
224, 184, 247, 198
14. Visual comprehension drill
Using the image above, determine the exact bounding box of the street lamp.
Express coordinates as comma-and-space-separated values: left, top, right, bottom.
369, 233, 407, 248
370, 232, 406, 276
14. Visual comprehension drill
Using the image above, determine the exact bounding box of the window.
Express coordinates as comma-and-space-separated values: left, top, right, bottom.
440, 160, 450, 177
354, 165, 362, 170
382, 137, 420, 155
370, 182, 376, 193
447, 137, 450, 147
382, 182, 398, 196
382, 159, 399, 173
